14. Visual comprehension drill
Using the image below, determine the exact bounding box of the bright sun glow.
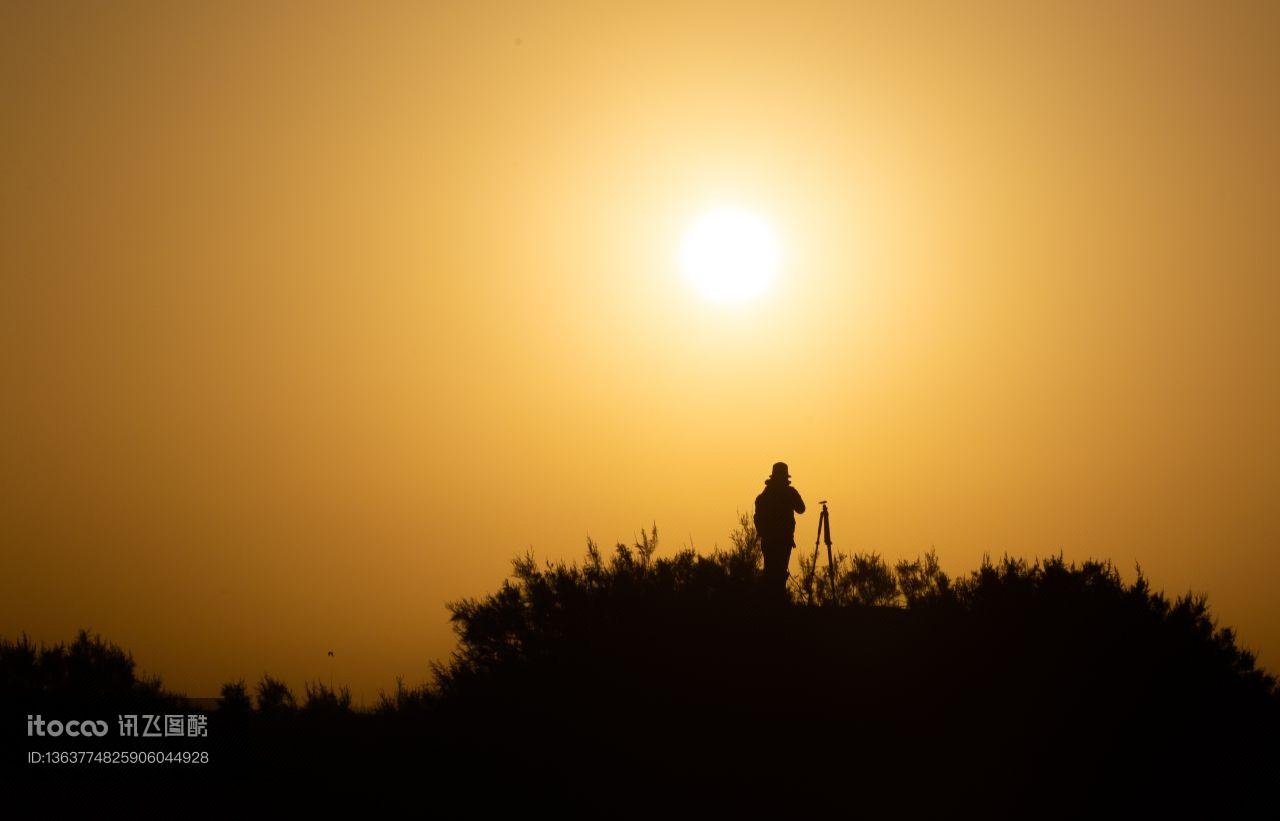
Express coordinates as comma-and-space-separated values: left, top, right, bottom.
680, 206, 781, 303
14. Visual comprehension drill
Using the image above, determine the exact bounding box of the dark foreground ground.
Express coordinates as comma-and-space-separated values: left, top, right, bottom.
6, 544, 1279, 813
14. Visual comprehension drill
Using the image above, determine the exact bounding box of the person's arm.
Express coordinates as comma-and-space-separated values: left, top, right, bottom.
792, 487, 806, 515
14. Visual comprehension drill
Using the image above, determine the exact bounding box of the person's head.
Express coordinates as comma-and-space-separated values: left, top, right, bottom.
767, 461, 790, 485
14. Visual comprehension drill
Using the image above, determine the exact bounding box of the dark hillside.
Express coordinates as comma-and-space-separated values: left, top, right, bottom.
411, 524, 1277, 812
6, 521, 1277, 812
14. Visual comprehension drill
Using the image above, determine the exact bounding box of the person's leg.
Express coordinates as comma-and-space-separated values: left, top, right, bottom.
760, 538, 775, 584
774, 545, 793, 600
760, 539, 790, 600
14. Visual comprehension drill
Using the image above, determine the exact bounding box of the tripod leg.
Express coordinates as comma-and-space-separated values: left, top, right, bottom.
809, 514, 824, 605
822, 510, 836, 603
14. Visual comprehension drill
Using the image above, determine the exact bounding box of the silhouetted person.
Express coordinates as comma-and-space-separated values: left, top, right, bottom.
754, 462, 805, 599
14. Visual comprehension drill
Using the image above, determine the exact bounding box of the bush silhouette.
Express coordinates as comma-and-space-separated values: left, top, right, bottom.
0, 628, 177, 711
6, 520, 1277, 810
218, 678, 254, 717
253, 674, 296, 716
423, 523, 1278, 812
302, 680, 352, 716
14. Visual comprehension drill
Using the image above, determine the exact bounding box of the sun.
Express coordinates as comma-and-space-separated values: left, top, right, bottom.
680, 206, 781, 303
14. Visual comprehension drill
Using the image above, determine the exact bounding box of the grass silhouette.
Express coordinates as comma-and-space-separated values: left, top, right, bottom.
4, 518, 1276, 810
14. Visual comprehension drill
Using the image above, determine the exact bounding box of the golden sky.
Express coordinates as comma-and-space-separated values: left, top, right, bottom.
3, 1, 1277, 702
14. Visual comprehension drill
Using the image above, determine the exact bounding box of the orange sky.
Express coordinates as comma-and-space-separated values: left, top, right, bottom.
2, 1, 1277, 703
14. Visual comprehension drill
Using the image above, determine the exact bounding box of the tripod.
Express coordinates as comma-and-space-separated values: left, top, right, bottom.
809, 501, 836, 604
